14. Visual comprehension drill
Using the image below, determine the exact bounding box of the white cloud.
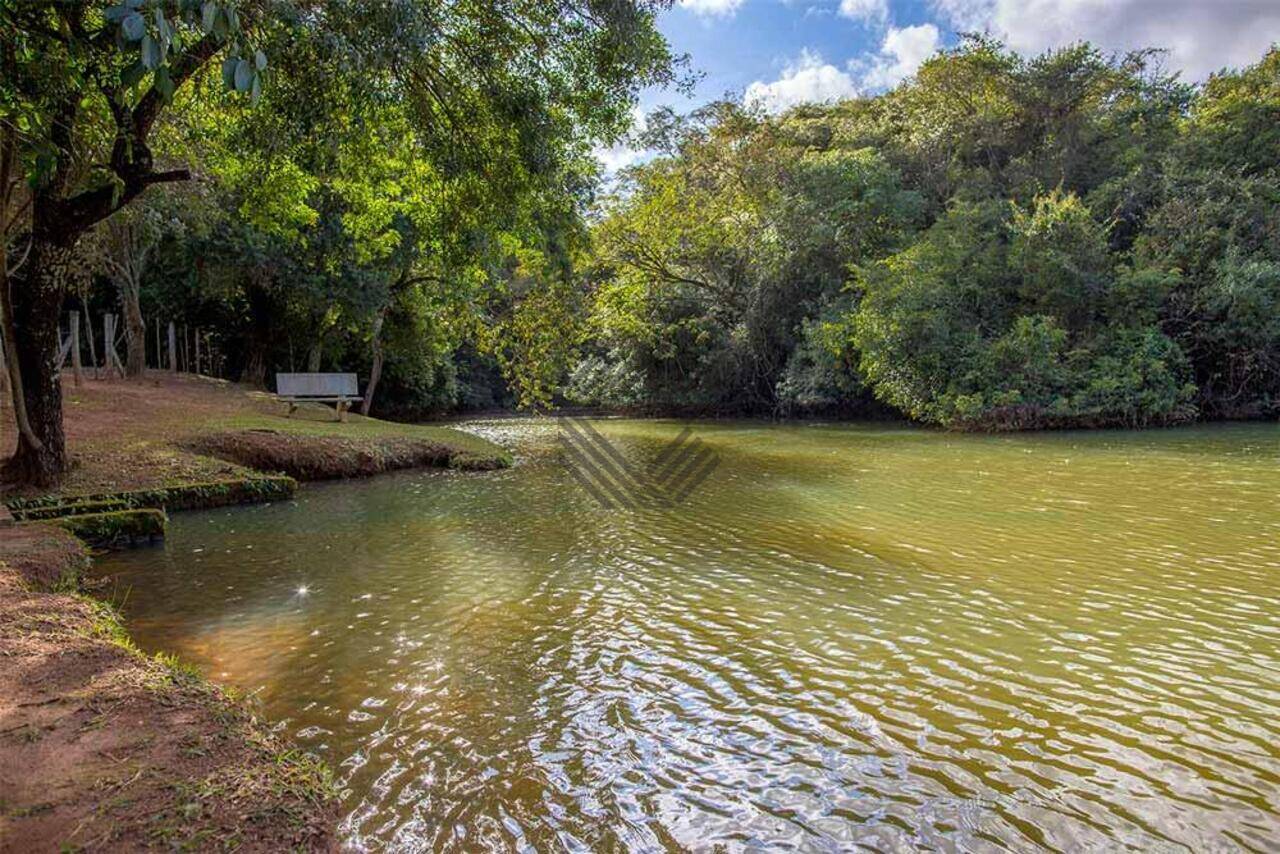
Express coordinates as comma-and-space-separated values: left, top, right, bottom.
679, 0, 745, 18
838, 0, 889, 24
857, 24, 942, 90
594, 106, 649, 175
928, 0, 994, 31
929, 0, 1280, 80
744, 50, 861, 113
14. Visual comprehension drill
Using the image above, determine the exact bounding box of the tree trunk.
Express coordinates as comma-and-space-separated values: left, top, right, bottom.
306, 342, 322, 372
240, 281, 278, 389
360, 311, 386, 416
4, 239, 71, 486
242, 343, 267, 389
122, 287, 146, 377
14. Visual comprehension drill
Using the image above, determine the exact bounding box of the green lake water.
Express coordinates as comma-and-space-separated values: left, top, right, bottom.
91, 419, 1280, 851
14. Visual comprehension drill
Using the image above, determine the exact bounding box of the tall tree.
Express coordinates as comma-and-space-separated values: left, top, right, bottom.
86, 202, 164, 375
2, 0, 677, 485
2, 0, 261, 483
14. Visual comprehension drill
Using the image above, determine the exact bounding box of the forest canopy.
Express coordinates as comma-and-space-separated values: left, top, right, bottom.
579, 40, 1280, 428
1, 0, 680, 484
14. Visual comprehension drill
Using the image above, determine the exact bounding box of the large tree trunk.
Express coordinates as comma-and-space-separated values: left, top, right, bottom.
4, 239, 72, 486
241, 343, 267, 389
0, 23, 214, 486
122, 286, 146, 377
240, 281, 276, 389
360, 311, 386, 416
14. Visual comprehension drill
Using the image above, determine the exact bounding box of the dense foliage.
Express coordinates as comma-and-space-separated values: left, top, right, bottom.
1, 0, 679, 483
579, 41, 1280, 428
5, 11, 1278, 471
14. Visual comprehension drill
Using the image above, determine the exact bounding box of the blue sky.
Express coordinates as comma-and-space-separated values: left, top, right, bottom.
658, 0, 942, 105
599, 0, 1280, 169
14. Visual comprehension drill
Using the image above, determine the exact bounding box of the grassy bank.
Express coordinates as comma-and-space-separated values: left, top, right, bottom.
1, 372, 509, 502
0, 526, 339, 851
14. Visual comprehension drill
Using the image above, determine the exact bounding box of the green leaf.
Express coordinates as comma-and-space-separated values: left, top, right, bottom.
154, 67, 176, 102
222, 56, 238, 89
201, 2, 217, 34
121, 11, 145, 41
250, 73, 262, 104
104, 5, 131, 23
120, 60, 147, 90
226, 5, 240, 32
141, 34, 161, 70
254, 49, 267, 71
234, 58, 252, 92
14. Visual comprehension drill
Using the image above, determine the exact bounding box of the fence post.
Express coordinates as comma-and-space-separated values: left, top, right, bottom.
103, 313, 124, 378
69, 312, 83, 387
0, 328, 7, 406
84, 306, 98, 378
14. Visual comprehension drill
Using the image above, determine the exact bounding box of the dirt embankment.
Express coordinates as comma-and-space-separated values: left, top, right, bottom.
188, 429, 510, 481
0, 526, 339, 852
189, 430, 453, 480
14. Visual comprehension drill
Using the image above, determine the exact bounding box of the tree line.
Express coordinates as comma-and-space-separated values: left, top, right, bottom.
579, 39, 1280, 430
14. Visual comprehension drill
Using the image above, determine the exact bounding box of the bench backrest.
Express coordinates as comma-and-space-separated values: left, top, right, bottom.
276, 372, 359, 397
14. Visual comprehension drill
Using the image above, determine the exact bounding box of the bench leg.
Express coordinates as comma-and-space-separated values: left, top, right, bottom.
336, 401, 348, 422
287, 402, 297, 418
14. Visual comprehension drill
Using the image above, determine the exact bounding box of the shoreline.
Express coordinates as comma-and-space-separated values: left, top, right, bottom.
440, 406, 1280, 433
0, 525, 340, 851
0, 374, 513, 850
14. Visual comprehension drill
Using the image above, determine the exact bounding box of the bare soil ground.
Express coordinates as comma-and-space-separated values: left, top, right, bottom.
0, 527, 338, 852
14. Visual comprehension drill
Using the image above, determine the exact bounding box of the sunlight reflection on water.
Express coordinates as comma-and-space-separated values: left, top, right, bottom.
93, 419, 1280, 851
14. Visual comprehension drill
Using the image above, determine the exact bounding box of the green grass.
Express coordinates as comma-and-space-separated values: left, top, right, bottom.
210, 401, 505, 458
4, 391, 509, 502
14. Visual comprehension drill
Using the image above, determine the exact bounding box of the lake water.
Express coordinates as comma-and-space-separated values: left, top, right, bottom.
91, 419, 1280, 851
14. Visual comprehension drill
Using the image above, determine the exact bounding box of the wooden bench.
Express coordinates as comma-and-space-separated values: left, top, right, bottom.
276, 372, 361, 421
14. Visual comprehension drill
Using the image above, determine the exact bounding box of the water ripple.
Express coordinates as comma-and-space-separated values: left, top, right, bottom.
93, 420, 1280, 852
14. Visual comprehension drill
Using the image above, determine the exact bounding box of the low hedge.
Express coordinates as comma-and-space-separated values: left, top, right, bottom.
5, 476, 297, 520
55, 509, 168, 548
